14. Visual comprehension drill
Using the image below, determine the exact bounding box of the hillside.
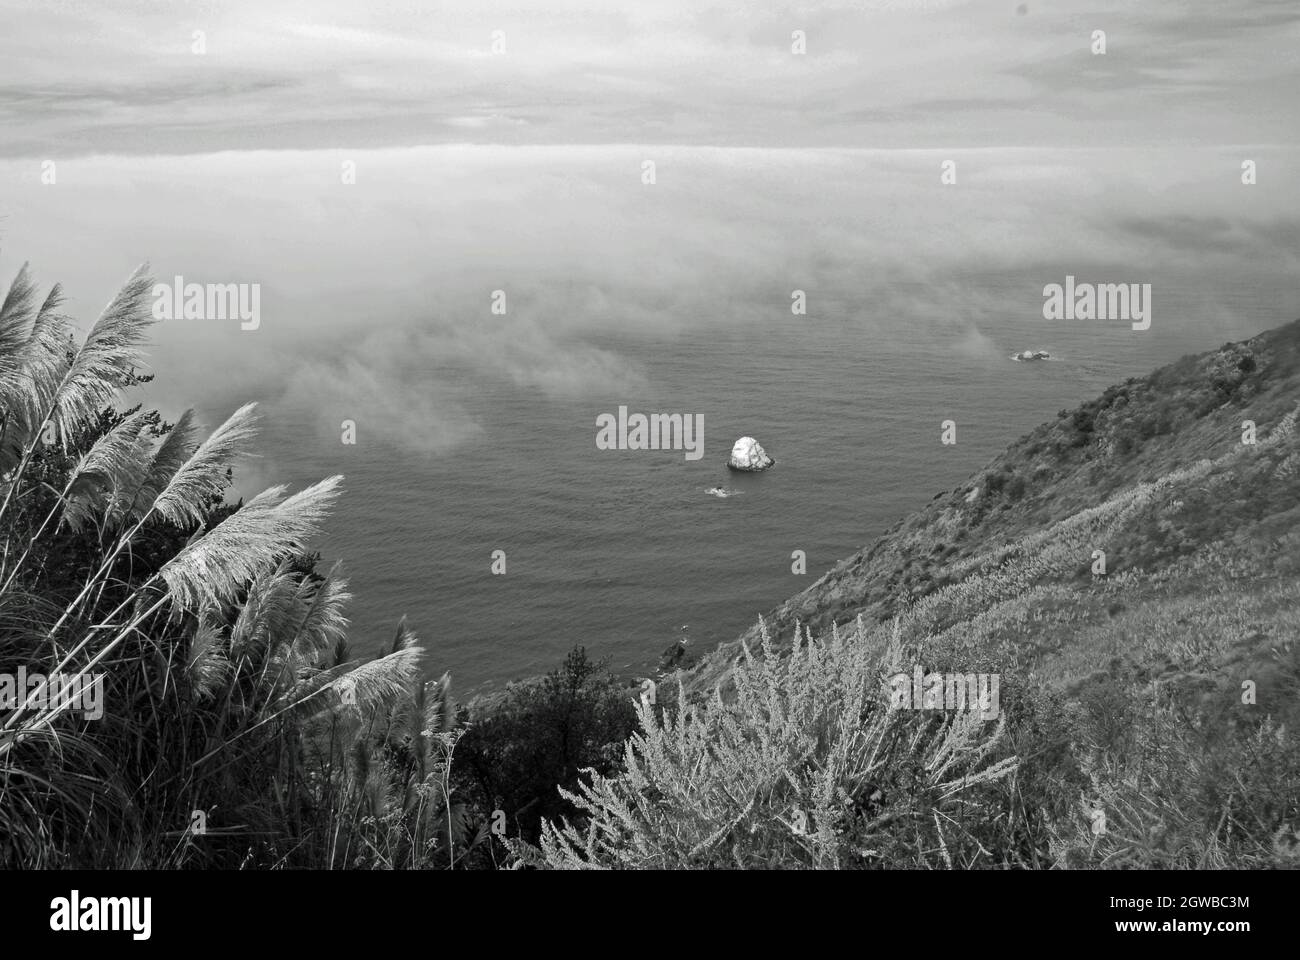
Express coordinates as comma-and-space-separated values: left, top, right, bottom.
526, 320, 1300, 868
685, 319, 1300, 703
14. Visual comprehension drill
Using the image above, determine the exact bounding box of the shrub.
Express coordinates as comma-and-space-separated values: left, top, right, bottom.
1051, 701, 1300, 869
523, 618, 1017, 869
1005, 474, 1027, 502
454, 646, 637, 860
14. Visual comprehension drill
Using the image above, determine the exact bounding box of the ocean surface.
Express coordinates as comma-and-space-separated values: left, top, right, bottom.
2, 145, 1296, 694
271, 274, 1289, 694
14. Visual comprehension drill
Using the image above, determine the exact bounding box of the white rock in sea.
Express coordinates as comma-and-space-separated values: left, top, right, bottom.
727, 436, 774, 471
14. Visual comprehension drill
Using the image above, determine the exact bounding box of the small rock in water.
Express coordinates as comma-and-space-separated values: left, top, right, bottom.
658, 629, 692, 672
727, 436, 774, 471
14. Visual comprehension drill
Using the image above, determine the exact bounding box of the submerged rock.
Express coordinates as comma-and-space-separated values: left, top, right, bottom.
727, 436, 774, 471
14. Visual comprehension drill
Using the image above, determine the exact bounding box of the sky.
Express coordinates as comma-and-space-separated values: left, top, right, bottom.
1, 0, 1299, 156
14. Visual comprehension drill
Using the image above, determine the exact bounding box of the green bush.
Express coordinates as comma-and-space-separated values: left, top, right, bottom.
454, 646, 637, 861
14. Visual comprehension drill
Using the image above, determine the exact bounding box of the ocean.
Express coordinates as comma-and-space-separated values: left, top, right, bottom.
259, 271, 1289, 693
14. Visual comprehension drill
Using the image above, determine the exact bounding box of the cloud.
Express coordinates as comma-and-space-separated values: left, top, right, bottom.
443, 114, 529, 130
280, 354, 483, 456
0, 0, 1295, 155
1, 142, 1296, 464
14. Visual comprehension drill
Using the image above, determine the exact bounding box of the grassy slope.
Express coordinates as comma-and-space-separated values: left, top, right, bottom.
520, 322, 1300, 868
685, 318, 1300, 709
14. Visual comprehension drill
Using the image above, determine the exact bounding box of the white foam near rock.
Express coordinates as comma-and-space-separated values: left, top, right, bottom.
727, 436, 774, 471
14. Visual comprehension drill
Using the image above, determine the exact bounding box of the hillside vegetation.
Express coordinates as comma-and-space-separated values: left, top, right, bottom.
525, 321, 1300, 868
694, 321, 1300, 691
